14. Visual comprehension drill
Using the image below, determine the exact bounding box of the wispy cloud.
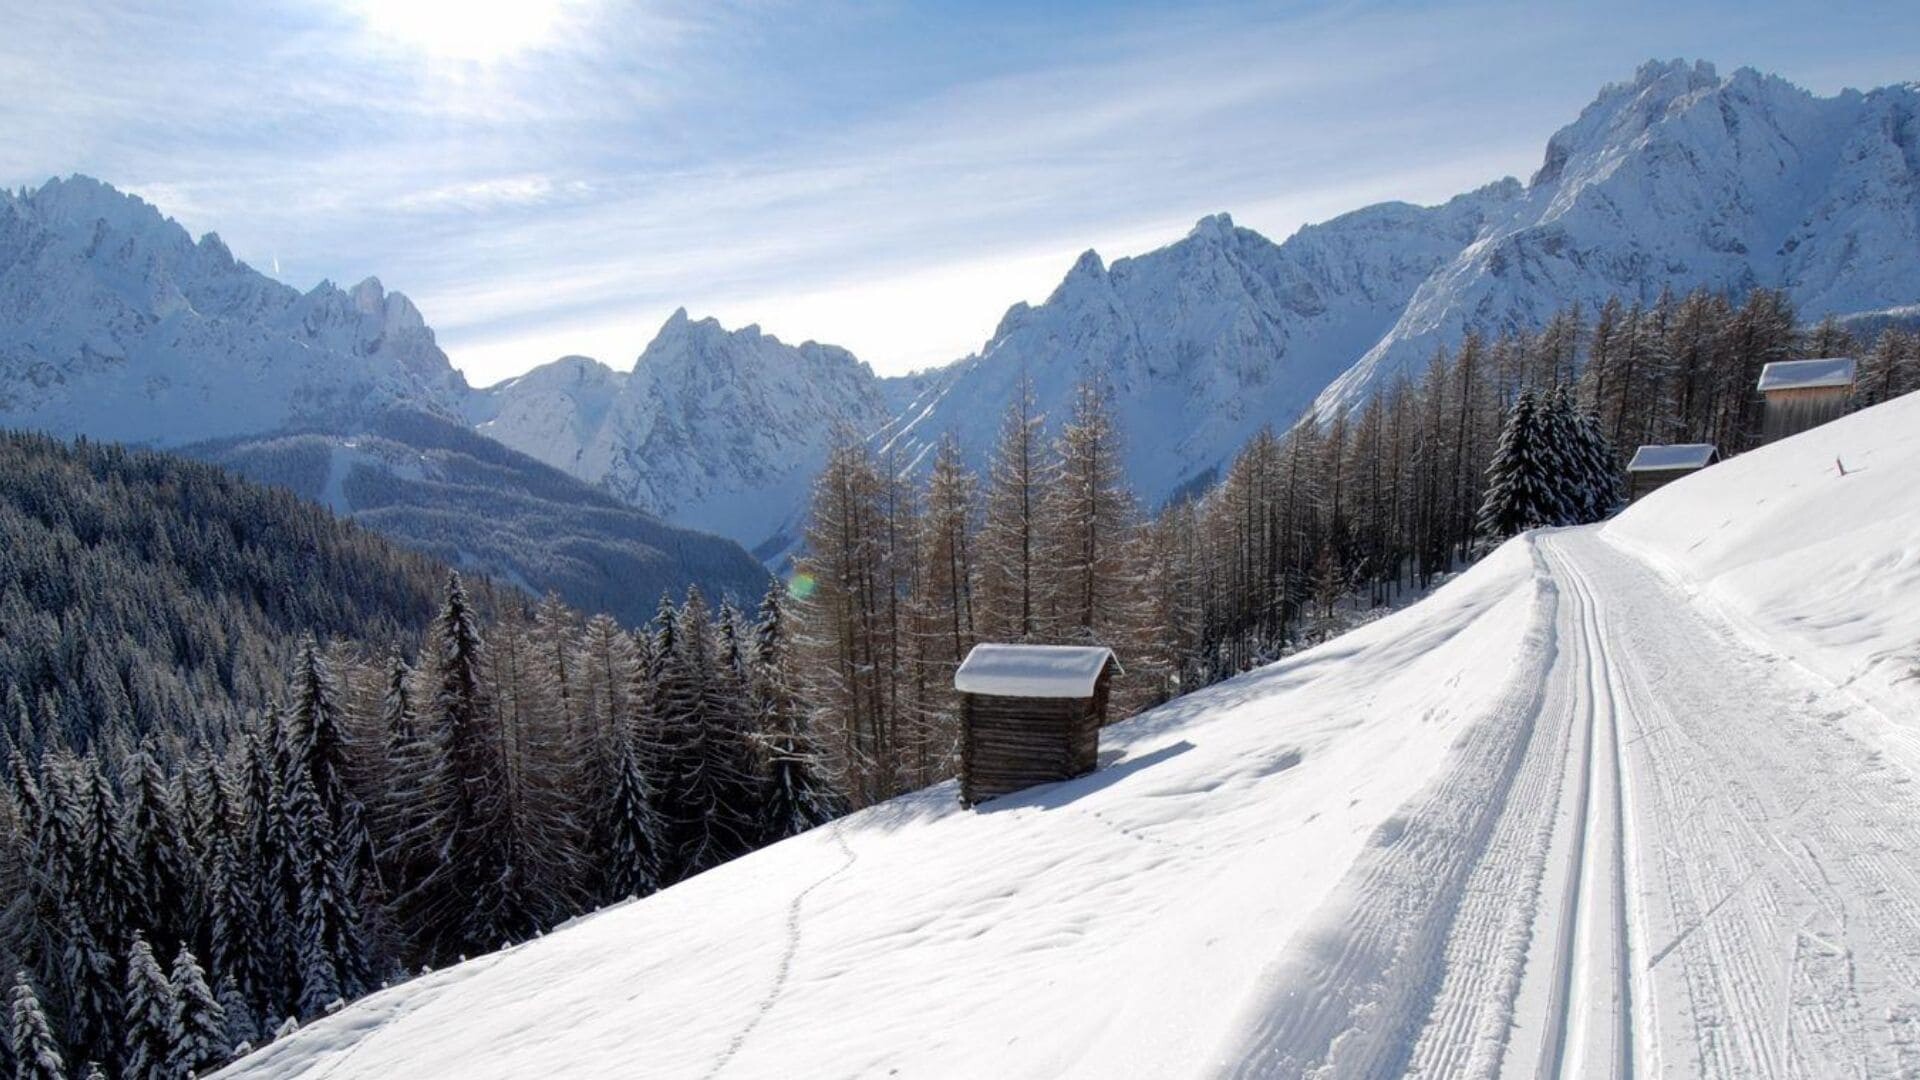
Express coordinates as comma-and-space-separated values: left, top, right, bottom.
4, 0, 1917, 381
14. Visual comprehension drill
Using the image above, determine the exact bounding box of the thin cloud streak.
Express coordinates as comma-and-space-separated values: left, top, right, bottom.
4, 0, 1917, 382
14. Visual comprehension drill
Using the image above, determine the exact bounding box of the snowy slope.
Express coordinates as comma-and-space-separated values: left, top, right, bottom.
221, 391, 1920, 1078
1312, 60, 1920, 418
0, 177, 468, 444
1606, 391, 1920, 723
473, 310, 894, 559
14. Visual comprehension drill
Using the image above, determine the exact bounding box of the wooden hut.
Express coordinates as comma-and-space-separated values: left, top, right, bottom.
1757, 357, 1856, 444
1625, 443, 1719, 502
954, 644, 1120, 807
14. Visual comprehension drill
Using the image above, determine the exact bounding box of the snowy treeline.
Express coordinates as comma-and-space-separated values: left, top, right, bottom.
787, 288, 1920, 806
0, 432, 447, 755
0, 577, 841, 1076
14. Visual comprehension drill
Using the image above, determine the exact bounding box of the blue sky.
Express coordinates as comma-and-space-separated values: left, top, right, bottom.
3, 0, 1916, 383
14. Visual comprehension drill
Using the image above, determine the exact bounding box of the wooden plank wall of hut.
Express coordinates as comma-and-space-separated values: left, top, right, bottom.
961, 694, 1097, 804
1761, 387, 1852, 444
1628, 469, 1695, 502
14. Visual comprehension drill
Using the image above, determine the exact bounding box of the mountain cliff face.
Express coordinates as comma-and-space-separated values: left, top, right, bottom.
485, 63, 1918, 553
0, 177, 768, 613
1311, 59, 1920, 417
474, 310, 895, 559
0, 176, 467, 443
876, 189, 1515, 507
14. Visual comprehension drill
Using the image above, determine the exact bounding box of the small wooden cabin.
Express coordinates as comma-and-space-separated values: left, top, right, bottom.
1757, 357, 1856, 444
954, 644, 1120, 807
1625, 443, 1719, 502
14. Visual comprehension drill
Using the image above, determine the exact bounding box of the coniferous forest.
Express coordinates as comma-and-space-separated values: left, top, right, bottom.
0, 287, 1915, 1075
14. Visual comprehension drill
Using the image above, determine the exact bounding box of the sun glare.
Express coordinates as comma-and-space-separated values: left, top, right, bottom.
343, 0, 580, 63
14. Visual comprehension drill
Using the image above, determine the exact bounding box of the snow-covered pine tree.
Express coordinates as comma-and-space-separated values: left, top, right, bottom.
281, 747, 370, 1016
213, 974, 257, 1060
120, 935, 176, 1080
572, 612, 655, 903
54, 896, 117, 1067
201, 821, 267, 1023
403, 574, 521, 961
602, 733, 665, 901
1571, 397, 1621, 523
647, 593, 679, 690
76, 760, 136, 954
650, 589, 760, 881
122, 747, 193, 957
1477, 389, 1564, 542
9, 971, 64, 1080
287, 642, 375, 892
1538, 386, 1584, 527
750, 585, 845, 843
166, 946, 226, 1077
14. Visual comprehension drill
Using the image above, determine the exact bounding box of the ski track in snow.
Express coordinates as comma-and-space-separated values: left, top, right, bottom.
1223, 526, 1920, 1079
703, 823, 860, 1080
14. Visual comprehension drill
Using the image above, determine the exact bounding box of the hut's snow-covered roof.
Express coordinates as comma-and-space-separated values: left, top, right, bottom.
954, 644, 1118, 699
1757, 357, 1856, 393
1627, 444, 1719, 472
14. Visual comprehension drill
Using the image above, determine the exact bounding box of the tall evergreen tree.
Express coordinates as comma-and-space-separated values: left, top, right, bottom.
400, 574, 520, 960
750, 587, 845, 842
9, 971, 64, 1080
166, 947, 226, 1078
1478, 390, 1565, 541
650, 590, 760, 881
122, 748, 193, 957
120, 936, 175, 1080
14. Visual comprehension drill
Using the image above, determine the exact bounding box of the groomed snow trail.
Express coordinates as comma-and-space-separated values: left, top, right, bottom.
1403, 528, 1920, 1079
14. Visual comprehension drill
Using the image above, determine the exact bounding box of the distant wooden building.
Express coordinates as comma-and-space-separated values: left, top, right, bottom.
1625, 444, 1719, 502
954, 644, 1120, 807
1757, 357, 1856, 444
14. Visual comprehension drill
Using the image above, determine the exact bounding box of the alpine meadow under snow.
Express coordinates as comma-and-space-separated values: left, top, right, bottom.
219, 388, 1920, 1079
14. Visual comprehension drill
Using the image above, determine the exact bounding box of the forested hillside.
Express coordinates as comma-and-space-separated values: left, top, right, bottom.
0, 435, 843, 1076
0, 432, 447, 753
186, 410, 772, 627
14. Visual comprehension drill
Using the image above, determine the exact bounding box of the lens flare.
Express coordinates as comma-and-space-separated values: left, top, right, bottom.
786, 572, 817, 600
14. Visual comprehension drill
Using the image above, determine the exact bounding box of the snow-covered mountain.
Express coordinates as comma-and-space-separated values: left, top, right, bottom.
0, 176, 768, 612
1312, 59, 1920, 417
8, 61, 1917, 562
877, 191, 1514, 507
221, 388, 1920, 1079
473, 310, 897, 559
0, 176, 467, 443
483, 61, 1918, 554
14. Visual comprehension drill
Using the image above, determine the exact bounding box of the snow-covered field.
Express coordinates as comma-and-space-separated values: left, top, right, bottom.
223, 392, 1920, 1079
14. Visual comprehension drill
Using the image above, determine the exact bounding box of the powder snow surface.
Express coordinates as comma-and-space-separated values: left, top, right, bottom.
224, 393, 1920, 1079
